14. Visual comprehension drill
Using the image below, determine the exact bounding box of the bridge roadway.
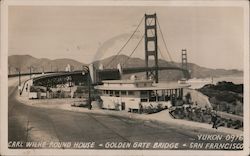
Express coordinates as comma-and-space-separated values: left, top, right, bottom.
8, 77, 239, 150
31, 66, 190, 84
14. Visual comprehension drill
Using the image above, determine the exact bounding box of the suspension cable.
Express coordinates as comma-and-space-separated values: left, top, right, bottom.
158, 47, 172, 66
122, 18, 154, 67
156, 18, 174, 64
122, 33, 145, 67
105, 16, 145, 68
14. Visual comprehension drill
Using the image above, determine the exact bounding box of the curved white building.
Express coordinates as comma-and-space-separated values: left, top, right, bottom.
95, 78, 190, 112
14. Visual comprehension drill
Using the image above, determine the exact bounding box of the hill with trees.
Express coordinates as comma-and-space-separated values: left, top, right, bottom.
198, 81, 243, 116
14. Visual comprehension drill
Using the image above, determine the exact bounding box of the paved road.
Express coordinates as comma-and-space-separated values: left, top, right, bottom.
8, 78, 242, 150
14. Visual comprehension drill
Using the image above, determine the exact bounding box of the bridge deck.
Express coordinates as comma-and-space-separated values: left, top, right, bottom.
29, 66, 190, 86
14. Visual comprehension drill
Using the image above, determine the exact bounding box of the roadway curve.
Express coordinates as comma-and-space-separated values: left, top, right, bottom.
8, 77, 241, 150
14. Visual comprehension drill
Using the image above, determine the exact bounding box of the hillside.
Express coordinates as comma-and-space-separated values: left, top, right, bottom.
198, 81, 243, 116
93, 54, 243, 81
8, 55, 85, 74
9, 54, 243, 81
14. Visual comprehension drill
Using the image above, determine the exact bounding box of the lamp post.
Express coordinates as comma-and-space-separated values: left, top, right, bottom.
88, 71, 92, 110
82, 66, 91, 110
16, 68, 21, 95
29, 66, 37, 78
67, 76, 72, 93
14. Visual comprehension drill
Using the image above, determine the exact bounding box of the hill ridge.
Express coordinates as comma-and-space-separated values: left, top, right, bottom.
8, 54, 243, 81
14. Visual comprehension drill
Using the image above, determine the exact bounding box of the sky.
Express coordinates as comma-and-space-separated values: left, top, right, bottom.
8, 6, 244, 70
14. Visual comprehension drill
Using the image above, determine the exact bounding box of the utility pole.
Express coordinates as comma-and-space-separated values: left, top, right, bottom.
18, 69, 21, 87
82, 65, 92, 110
88, 72, 91, 110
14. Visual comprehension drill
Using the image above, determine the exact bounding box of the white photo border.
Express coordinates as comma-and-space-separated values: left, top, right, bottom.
1, 1, 249, 156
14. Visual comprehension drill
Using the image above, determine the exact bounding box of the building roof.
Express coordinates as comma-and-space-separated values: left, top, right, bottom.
95, 82, 190, 91
102, 79, 153, 84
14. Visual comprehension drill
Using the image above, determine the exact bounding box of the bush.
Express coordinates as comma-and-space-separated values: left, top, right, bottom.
198, 81, 243, 115
30, 86, 46, 92
142, 104, 165, 114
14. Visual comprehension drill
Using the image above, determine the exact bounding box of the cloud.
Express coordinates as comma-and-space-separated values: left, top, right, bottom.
94, 32, 142, 61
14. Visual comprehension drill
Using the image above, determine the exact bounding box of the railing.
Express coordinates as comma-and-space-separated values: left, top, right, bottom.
8, 71, 58, 78
20, 78, 31, 95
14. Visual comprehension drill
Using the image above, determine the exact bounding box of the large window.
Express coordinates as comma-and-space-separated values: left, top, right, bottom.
128, 91, 134, 95
115, 91, 120, 97
105, 90, 109, 94
121, 91, 127, 95
140, 91, 148, 96
109, 90, 114, 96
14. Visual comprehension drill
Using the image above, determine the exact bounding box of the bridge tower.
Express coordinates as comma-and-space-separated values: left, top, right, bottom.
181, 49, 188, 76
144, 13, 159, 83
